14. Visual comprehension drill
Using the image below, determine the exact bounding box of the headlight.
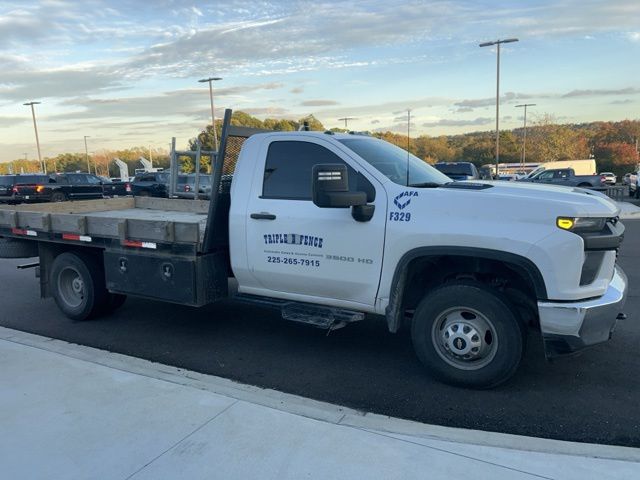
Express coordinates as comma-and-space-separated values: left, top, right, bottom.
557, 217, 607, 232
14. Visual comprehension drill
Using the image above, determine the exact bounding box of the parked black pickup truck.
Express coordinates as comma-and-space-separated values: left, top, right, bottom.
518, 168, 605, 188
100, 177, 132, 197
131, 171, 170, 198
0, 173, 105, 203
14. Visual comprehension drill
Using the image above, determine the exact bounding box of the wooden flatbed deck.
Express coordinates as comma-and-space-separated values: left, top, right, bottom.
0, 197, 211, 247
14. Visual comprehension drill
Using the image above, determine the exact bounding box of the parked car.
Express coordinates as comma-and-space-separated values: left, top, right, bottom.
0, 174, 57, 203
0, 173, 104, 203
100, 177, 131, 197
628, 172, 639, 198
600, 172, 617, 185
433, 162, 480, 180
131, 172, 170, 197
174, 174, 213, 198
518, 168, 605, 188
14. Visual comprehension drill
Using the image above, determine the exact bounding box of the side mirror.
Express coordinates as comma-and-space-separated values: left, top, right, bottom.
312, 164, 366, 208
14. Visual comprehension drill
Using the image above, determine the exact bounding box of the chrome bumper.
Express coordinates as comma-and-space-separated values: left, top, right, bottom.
537, 266, 628, 357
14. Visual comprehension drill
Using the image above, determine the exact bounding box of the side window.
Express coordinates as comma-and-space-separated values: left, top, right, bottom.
539, 171, 554, 180
85, 175, 102, 184
66, 175, 83, 185
262, 141, 375, 201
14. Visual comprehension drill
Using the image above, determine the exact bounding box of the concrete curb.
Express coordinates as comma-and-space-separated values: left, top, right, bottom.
1, 326, 639, 463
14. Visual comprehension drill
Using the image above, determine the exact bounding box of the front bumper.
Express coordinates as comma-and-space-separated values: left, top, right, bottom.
538, 266, 628, 357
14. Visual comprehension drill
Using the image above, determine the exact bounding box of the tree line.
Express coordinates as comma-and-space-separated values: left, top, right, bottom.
2, 113, 638, 177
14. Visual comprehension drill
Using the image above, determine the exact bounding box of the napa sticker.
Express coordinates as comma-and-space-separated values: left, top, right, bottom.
390, 191, 417, 222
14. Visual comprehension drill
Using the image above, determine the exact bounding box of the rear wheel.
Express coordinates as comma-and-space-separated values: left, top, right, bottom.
50, 191, 67, 202
576, 183, 591, 188
50, 252, 108, 321
136, 190, 150, 197
411, 281, 524, 389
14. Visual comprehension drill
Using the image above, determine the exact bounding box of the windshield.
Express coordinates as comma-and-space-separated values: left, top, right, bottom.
526, 167, 544, 178
0, 176, 15, 186
338, 137, 450, 186
434, 163, 473, 175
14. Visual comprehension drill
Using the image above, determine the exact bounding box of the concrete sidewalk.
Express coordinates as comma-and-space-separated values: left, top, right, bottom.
0, 327, 638, 480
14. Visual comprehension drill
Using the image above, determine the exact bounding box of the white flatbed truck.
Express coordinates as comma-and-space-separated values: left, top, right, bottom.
0, 110, 628, 388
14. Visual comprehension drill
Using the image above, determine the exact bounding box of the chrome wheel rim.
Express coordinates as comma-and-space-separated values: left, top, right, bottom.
431, 307, 498, 370
58, 267, 85, 308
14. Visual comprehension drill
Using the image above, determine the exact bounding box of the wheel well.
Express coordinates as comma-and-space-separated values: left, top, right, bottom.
38, 243, 104, 298
388, 253, 541, 333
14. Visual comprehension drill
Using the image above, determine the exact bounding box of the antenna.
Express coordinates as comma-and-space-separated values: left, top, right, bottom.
406, 109, 411, 186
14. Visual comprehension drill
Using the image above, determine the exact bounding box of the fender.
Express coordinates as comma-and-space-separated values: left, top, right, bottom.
385, 246, 548, 333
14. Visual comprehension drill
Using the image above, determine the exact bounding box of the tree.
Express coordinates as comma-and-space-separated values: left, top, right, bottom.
526, 114, 590, 162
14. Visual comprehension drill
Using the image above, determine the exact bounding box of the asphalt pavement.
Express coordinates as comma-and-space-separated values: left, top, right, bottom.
1, 220, 639, 447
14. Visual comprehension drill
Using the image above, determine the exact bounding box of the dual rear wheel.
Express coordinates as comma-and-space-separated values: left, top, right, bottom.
50, 252, 126, 321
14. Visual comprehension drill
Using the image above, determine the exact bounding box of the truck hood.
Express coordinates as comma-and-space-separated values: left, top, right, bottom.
445, 181, 619, 218
400, 181, 620, 226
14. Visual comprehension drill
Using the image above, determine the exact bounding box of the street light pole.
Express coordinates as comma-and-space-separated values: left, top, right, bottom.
198, 77, 222, 151
338, 117, 356, 130
479, 38, 518, 177
23, 101, 45, 173
84, 136, 91, 174
515, 103, 536, 170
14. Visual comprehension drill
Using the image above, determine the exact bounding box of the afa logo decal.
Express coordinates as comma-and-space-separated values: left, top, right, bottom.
393, 191, 418, 210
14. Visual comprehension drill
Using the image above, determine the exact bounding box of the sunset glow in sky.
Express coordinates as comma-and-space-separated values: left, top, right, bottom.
1, 0, 638, 161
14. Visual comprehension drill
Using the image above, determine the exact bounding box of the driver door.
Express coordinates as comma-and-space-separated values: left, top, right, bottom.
244, 137, 386, 306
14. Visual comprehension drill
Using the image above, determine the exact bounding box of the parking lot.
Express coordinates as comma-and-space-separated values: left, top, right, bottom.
0, 218, 638, 448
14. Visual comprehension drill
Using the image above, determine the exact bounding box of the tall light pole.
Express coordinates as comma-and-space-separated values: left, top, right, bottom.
84, 136, 91, 174
479, 38, 519, 177
23, 101, 45, 173
338, 117, 356, 130
198, 76, 222, 151
406, 109, 412, 186
515, 103, 535, 170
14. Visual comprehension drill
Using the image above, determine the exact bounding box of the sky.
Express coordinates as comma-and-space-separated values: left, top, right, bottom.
0, 0, 639, 162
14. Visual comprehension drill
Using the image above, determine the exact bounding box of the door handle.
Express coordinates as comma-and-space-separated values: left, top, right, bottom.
250, 212, 276, 220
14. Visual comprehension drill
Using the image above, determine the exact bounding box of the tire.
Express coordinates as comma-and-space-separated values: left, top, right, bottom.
136, 190, 150, 197
411, 281, 524, 389
0, 237, 38, 258
635, 187, 639, 199
576, 183, 591, 188
50, 252, 109, 321
50, 191, 67, 202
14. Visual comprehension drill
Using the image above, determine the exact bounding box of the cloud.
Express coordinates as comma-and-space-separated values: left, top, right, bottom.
48, 82, 285, 120
610, 99, 634, 105
629, 32, 640, 42
241, 107, 290, 116
290, 87, 304, 94
371, 119, 380, 124
422, 117, 493, 127
0, 116, 27, 127
562, 87, 640, 98
300, 100, 339, 107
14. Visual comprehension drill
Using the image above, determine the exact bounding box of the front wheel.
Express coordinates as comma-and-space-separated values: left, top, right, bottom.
411, 282, 524, 389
